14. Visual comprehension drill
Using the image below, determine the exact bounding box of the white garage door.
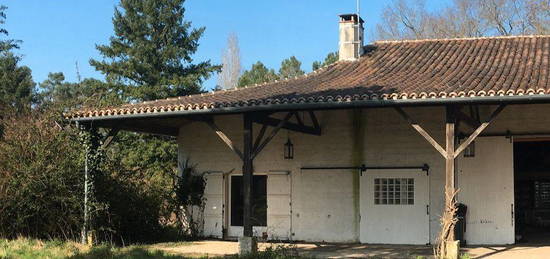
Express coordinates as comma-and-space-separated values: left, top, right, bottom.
360, 169, 430, 244
457, 136, 514, 245
203, 173, 224, 238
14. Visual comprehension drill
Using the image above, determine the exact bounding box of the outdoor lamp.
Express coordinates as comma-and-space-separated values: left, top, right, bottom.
284, 138, 294, 159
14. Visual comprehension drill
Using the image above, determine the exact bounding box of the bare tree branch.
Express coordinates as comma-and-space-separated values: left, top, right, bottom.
375, 0, 549, 41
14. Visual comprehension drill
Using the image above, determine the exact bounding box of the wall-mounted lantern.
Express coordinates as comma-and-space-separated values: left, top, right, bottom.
284, 138, 294, 159
464, 141, 475, 157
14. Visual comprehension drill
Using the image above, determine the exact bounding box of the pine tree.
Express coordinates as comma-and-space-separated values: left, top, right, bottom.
238, 61, 278, 87
279, 56, 304, 79
0, 6, 19, 52
0, 6, 34, 111
90, 0, 220, 101
312, 52, 338, 70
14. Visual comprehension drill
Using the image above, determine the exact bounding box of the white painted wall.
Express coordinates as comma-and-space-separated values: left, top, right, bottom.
178, 111, 359, 242
177, 104, 550, 244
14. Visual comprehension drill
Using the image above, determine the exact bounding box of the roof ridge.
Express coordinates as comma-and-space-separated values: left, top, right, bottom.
374, 34, 549, 44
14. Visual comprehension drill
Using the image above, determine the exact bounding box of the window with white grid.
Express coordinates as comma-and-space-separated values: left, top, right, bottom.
374, 178, 414, 205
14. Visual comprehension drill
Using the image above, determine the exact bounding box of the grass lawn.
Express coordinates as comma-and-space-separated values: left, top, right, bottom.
0, 238, 188, 259
0, 238, 309, 259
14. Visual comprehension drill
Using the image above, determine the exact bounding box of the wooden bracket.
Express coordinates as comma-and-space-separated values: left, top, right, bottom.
202, 117, 244, 161
394, 107, 448, 159
456, 110, 481, 130
253, 124, 268, 153
102, 128, 120, 148
252, 111, 321, 136
199, 111, 321, 161
395, 105, 506, 160
454, 104, 506, 158
252, 112, 293, 159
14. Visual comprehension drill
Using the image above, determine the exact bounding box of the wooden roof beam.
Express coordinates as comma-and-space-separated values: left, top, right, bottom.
252, 112, 321, 136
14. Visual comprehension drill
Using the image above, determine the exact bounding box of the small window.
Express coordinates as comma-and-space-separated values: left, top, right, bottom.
374, 178, 414, 205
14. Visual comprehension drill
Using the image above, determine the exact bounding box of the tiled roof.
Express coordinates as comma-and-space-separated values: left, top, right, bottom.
69, 35, 549, 120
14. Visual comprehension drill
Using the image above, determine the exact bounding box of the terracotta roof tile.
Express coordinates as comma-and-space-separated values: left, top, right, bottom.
69, 35, 550, 119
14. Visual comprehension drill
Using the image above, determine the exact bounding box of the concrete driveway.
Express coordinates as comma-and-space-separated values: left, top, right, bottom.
464, 245, 550, 259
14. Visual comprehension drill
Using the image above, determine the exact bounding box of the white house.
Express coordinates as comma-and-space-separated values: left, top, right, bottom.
69, 14, 550, 251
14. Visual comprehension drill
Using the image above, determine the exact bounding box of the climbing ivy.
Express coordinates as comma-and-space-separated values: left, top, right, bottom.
78, 126, 106, 242
173, 159, 206, 237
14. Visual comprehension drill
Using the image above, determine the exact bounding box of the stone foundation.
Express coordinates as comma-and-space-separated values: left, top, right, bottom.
238, 236, 257, 254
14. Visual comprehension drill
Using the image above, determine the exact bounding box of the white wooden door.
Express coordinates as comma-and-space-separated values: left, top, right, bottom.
203, 173, 224, 238
360, 169, 430, 244
457, 136, 514, 245
267, 173, 292, 240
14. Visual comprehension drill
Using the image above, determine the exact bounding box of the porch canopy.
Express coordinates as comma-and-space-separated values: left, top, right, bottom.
69, 35, 550, 247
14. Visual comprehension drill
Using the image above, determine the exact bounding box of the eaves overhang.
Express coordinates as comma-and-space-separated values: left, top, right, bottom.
72, 94, 550, 123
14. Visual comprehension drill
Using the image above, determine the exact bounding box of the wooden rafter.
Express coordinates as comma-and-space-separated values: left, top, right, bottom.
252, 112, 321, 136
394, 107, 448, 159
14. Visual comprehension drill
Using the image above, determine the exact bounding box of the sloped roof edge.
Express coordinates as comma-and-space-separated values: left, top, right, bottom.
68, 35, 550, 121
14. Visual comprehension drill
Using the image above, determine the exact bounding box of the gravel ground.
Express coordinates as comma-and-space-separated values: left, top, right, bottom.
150, 240, 550, 258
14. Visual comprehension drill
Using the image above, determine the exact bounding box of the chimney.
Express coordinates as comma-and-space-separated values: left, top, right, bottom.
338, 14, 364, 61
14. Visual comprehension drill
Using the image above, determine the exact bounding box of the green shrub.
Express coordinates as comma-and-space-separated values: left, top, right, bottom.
0, 111, 84, 240
0, 110, 185, 244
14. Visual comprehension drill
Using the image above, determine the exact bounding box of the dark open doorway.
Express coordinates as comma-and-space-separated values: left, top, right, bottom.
230, 175, 267, 227
514, 140, 550, 244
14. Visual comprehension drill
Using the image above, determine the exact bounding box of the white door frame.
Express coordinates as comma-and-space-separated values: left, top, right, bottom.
227, 172, 268, 238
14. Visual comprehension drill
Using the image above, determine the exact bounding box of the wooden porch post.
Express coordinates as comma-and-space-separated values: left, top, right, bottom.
242, 113, 254, 237
239, 113, 257, 253
445, 106, 457, 241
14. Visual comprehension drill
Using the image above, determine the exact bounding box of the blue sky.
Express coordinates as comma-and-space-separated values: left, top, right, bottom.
4, 0, 450, 90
